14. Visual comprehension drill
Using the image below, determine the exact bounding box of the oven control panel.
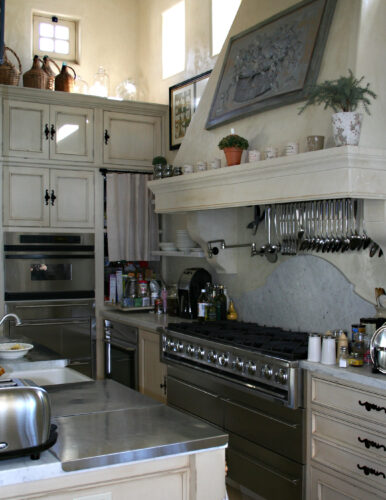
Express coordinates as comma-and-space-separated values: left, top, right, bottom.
162, 332, 296, 394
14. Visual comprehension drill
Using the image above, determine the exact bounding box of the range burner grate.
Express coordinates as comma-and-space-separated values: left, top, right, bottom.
167, 321, 309, 360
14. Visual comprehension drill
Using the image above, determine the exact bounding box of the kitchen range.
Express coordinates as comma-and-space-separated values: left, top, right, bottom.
162, 320, 309, 500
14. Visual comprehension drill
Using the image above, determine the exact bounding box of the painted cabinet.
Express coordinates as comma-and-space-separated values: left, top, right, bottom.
3, 100, 94, 162
306, 372, 386, 499
138, 328, 167, 403
103, 111, 162, 168
3, 166, 95, 228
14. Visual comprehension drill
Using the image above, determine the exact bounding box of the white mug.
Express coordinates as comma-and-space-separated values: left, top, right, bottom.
196, 161, 207, 172
321, 337, 336, 365
264, 146, 277, 160
248, 150, 261, 162
182, 164, 193, 174
210, 158, 221, 169
307, 334, 321, 362
284, 142, 299, 156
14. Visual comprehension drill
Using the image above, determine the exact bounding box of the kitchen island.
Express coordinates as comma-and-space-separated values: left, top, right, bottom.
0, 380, 228, 500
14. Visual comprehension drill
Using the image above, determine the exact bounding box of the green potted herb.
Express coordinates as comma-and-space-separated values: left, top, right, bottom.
218, 134, 249, 166
152, 156, 168, 179
299, 70, 377, 146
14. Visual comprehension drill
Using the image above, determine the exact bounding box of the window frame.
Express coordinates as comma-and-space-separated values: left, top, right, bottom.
161, 0, 186, 80
32, 13, 79, 64
210, 0, 241, 57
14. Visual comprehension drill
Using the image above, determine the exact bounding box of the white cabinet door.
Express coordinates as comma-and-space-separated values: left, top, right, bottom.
138, 329, 167, 403
50, 105, 94, 162
3, 100, 50, 159
3, 100, 94, 163
103, 111, 161, 168
3, 166, 50, 226
50, 169, 95, 228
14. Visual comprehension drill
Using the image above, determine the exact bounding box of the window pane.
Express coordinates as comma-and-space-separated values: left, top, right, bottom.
212, 0, 241, 56
39, 38, 54, 52
162, 1, 185, 79
55, 39, 69, 54
55, 25, 69, 40
39, 22, 54, 37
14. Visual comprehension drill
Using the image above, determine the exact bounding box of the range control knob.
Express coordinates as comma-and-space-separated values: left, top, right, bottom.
235, 358, 244, 371
166, 338, 175, 351
208, 351, 218, 363
187, 345, 196, 356
176, 341, 184, 352
218, 354, 229, 367
246, 361, 256, 375
197, 347, 205, 359
275, 368, 288, 385
261, 364, 273, 379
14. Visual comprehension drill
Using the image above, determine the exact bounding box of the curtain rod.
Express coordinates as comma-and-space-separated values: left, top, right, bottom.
99, 168, 152, 176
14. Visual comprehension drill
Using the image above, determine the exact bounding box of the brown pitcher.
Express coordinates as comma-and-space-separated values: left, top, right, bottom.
42, 56, 60, 91
23, 55, 47, 89
55, 63, 76, 92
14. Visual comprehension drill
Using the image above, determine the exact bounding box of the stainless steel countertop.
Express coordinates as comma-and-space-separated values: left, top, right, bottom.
48, 380, 227, 471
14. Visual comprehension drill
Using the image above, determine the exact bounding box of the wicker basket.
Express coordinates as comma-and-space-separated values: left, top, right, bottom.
42, 56, 60, 91
0, 46, 21, 86
23, 55, 47, 89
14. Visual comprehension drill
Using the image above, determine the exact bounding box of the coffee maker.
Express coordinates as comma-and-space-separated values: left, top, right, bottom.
178, 268, 212, 319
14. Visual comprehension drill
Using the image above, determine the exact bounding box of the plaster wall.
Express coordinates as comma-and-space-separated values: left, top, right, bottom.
3, 0, 139, 98
163, 0, 386, 330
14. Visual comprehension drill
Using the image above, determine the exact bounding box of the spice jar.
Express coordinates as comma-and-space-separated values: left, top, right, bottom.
138, 280, 148, 297
338, 346, 349, 368
349, 352, 364, 367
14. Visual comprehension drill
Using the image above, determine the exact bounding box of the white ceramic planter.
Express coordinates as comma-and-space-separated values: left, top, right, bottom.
332, 112, 363, 146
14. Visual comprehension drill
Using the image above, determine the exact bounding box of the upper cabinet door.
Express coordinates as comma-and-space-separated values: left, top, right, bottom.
3, 100, 50, 159
50, 169, 95, 228
103, 111, 161, 168
50, 106, 94, 162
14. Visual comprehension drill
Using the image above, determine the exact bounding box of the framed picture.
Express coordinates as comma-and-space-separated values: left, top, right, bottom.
206, 0, 337, 129
169, 70, 211, 150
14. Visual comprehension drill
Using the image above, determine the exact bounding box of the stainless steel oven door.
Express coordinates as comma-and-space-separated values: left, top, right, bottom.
5, 300, 95, 377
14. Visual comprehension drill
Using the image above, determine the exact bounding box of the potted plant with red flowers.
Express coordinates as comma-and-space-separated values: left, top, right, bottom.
218, 134, 249, 166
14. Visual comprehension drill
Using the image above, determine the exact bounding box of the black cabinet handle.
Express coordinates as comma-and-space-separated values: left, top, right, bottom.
50, 190, 56, 206
357, 464, 386, 479
160, 376, 167, 395
44, 189, 50, 205
104, 129, 110, 145
44, 124, 50, 140
50, 124, 56, 140
358, 436, 386, 451
358, 400, 386, 413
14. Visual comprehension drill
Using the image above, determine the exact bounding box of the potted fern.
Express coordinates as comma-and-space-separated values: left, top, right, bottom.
218, 134, 249, 166
299, 70, 377, 146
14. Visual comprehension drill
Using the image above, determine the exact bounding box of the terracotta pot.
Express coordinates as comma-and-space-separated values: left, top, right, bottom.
223, 147, 243, 166
332, 112, 363, 146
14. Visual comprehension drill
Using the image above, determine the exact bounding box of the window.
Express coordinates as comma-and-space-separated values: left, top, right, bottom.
162, 1, 185, 79
33, 14, 78, 62
211, 0, 241, 56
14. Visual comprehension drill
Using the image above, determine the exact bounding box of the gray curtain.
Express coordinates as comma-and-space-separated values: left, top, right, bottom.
106, 173, 159, 262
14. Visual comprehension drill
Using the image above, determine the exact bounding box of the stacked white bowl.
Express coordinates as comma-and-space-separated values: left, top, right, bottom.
175, 230, 197, 250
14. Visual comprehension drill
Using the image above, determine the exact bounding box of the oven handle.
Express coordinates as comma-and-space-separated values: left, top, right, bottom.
223, 398, 299, 429
17, 319, 90, 327
104, 339, 137, 353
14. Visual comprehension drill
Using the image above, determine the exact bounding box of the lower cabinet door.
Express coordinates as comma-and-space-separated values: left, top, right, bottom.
138, 329, 167, 403
50, 169, 95, 228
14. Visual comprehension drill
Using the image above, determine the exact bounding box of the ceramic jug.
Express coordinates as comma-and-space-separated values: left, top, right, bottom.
42, 56, 60, 91
23, 55, 47, 89
55, 63, 76, 92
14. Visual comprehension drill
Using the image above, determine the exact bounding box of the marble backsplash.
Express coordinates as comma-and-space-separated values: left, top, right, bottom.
233, 254, 375, 334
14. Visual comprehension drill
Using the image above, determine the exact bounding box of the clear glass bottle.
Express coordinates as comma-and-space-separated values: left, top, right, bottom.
338, 346, 349, 368
205, 287, 217, 322
90, 66, 110, 97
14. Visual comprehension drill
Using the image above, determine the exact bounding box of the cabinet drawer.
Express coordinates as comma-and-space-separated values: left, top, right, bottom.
312, 436, 386, 493
312, 411, 386, 465
310, 465, 384, 500
312, 377, 386, 427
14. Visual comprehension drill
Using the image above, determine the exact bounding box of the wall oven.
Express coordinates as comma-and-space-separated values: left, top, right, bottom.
4, 233, 95, 377
104, 320, 138, 390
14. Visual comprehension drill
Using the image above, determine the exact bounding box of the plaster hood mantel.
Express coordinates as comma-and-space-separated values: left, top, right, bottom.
148, 146, 386, 213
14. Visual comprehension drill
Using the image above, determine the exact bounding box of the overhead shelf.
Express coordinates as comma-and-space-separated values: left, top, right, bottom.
148, 146, 386, 213
152, 250, 205, 258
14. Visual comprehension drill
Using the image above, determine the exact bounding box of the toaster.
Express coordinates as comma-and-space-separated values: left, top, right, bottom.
0, 378, 53, 459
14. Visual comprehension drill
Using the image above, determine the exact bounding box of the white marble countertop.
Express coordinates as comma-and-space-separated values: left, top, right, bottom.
100, 308, 188, 333
301, 360, 386, 392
